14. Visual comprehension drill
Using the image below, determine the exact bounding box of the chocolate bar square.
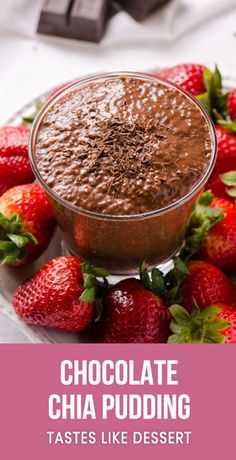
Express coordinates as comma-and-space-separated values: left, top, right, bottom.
37, 0, 72, 36
69, 0, 108, 42
118, 0, 170, 21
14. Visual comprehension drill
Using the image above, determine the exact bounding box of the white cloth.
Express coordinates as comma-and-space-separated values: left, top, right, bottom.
0, 0, 236, 44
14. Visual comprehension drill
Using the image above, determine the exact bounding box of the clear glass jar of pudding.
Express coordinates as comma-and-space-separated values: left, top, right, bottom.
29, 72, 217, 274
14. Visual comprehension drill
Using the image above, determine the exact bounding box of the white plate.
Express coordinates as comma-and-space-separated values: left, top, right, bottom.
1, 74, 235, 343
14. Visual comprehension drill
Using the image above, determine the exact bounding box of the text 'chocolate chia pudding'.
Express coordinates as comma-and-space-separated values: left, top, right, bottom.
30, 72, 217, 274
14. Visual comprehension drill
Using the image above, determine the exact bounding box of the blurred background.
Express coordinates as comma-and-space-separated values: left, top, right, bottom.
0, 0, 236, 124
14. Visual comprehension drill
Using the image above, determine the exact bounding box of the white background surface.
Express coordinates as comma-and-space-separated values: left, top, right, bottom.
0, 0, 236, 125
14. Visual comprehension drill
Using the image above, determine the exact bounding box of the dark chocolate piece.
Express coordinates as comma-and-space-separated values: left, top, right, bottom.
37, 0, 108, 43
37, 0, 72, 36
69, 0, 108, 42
117, 0, 170, 21
108, 0, 122, 19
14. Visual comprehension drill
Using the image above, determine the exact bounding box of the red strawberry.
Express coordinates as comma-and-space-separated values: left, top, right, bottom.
0, 183, 55, 265
205, 125, 236, 200
154, 63, 205, 95
197, 197, 236, 273
217, 304, 236, 343
213, 125, 236, 174
12, 256, 94, 332
97, 278, 170, 343
168, 302, 236, 344
181, 260, 236, 312
219, 170, 236, 201
228, 88, 236, 120
0, 126, 35, 195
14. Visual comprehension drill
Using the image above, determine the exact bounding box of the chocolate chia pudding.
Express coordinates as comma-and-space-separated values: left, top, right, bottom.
35, 76, 212, 216
30, 72, 216, 273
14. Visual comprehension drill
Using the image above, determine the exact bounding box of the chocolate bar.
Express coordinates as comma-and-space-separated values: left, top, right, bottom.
69, 0, 108, 42
37, 0, 72, 37
117, 0, 169, 21
37, 0, 108, 43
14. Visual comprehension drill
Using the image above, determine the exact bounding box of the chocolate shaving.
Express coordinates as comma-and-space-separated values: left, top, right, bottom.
84, 117, 166, 193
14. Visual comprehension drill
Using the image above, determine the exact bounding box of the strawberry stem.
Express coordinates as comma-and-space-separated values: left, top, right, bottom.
217, 120, 236, 133
196, 66, 229, 121
79, 262, 109, 322
180, 191, 224, 262
0, 212, 38, 264
22, 99, 43, 125
168, 302, 231, 344
139, 192, 224, 304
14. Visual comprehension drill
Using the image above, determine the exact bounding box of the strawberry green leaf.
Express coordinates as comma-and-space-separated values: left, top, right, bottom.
83, 273, 98, 289
180, 191, 224, 262
22, 99, 43, 125
198, 191, 214, 206
218, 120, 236, 133
0, 241, 16, 251
207, 319, 231, 333
168, 301, 230, 344
79, 261, 109, 316
167, 334, 185, 344
220, 171, 236, 198
80, 287, 96, 303
206, 332, 225, 344
7, 233, 37, 248
80, 261, 90, 274
0, 212, 38, 264
169, 304, 190, 324
214, 91, 229, 116
174, 256, 189, 275
212, 65, 222, 91
22, 116, 36, 124
226, 187, 236, 197
7, 234, 29, 248
0, 212, 22, 234
203, 67, 213, 94
220, 171, 236, 186
196, 92, 210, 112
140, 261, 152, 291
80, 261, 109, 278
205, 207, 223, 219
157, 257, 189, 304
199, 305, 221, 319
1, 248, 27, 265
151, 268, 165, 296
169, 322, 183, 334
90, 267, 110, 277
190, 298, 200, 319
212, 108, 224, 121
198, 66, 228, 120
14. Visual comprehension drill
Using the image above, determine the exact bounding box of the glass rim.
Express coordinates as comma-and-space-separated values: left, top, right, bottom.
29, 71, 217, 221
